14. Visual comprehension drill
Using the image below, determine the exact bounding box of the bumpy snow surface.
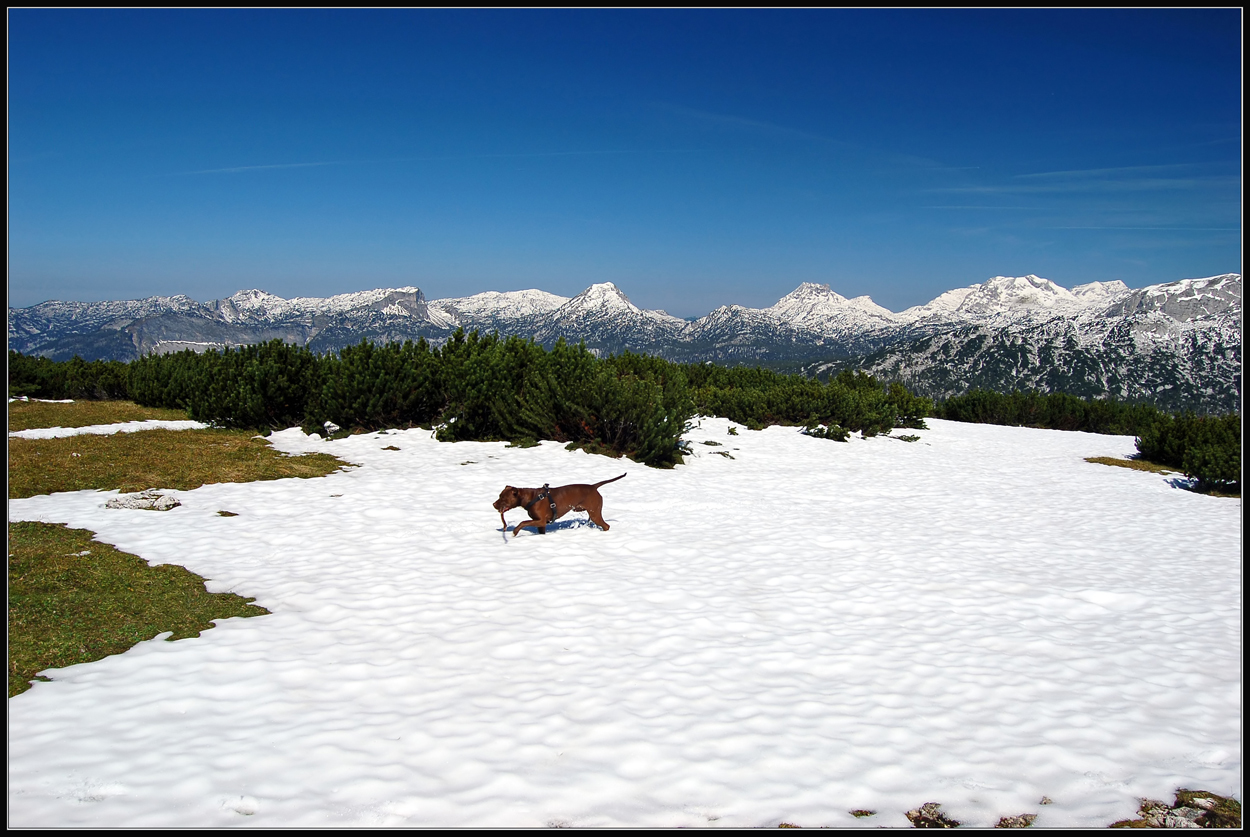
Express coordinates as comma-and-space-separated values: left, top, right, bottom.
7, 418, 1240, 828
9, 420, 209, 440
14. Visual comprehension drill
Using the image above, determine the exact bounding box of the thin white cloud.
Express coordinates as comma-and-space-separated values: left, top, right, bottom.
399, 149, 700, 161
922, 205, 1049, 210
185, 161, 345, 175
655, 102, 855, 148
927, 175, 1238, 195
1041, 225, 1240, 231
182, 149, 698, 175
1013, 162, 1209, 180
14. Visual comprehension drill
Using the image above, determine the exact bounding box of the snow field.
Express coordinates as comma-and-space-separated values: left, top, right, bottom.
9, 419, 209, 439
6, 417, 1241, 827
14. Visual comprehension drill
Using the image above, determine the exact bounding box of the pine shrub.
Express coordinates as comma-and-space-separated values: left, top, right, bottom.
1137, 413, 1241, 493
937, 388, 1166, 436
8, 350, 129, 400
10, 339, 933, 471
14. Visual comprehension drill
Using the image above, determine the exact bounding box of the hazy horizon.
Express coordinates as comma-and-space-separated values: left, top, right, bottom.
10, 271, 1243, 319
9, 9, 1242, 315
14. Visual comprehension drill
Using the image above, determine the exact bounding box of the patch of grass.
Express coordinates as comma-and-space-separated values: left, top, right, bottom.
8, 399, 188, 433
9, 428, 349, 499
1085, 455, 1178, 475
8, 521, 269, 697
849, 810, 876, 818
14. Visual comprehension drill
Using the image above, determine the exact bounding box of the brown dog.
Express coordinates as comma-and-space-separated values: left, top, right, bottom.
493, 474, 626, 536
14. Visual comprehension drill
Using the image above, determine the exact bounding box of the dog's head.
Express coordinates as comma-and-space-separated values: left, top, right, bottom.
493, 486, 522, 513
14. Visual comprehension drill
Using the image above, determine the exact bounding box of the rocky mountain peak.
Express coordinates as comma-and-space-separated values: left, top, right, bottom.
1102, 274, 1242, 321
8, 273, 1241, 413
955, 275, 1079, 318
764, 283, 899, 334
563, 282, 639, 313
1071, 279, 1130, 303
226, 289, 285, 309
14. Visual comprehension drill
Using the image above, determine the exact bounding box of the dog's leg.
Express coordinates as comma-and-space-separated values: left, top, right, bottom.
585, 496, 610, 531
513, 511, 545, 537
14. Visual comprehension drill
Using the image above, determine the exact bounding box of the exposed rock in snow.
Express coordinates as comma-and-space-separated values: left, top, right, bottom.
104, 490, 181, 511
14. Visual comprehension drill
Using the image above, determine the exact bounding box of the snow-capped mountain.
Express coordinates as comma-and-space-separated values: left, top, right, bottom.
8, 273, 1241, 412
839, 274, 1242, 412
766, 282, 899, 330
898, 274, 1114, 326
675, 282, 903, 361
534, 283, 687, 354
426, 289, 568, 336
1098, 273, 1240, 320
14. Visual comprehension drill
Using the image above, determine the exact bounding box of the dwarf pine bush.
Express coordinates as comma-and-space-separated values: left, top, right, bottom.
9, 350, 129, 400
937, 388, 1166, 435
1137, 413, 1241, 493
11, 339, 930, 469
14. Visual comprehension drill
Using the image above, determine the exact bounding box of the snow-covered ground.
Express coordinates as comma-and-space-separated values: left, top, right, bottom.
9, 419, 209, 439
7, 418, 1241, 827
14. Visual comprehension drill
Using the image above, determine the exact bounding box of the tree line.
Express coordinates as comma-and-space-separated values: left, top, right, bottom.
8, 337, 928, 468
937, 388, 1240, 493
8, 342, 1238, 489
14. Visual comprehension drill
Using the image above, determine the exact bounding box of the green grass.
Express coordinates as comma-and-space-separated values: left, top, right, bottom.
1110, 789, 1241, 828
8, 398, 189, 432
1085, 455, 1179, 475
8, 521, 270, 697
8, 400, 351, 697
9, 428, 348, 499
1174, 789, 1241, 828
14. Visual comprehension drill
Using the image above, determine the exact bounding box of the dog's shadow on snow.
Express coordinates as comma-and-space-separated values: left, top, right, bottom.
500, 516, 607, 541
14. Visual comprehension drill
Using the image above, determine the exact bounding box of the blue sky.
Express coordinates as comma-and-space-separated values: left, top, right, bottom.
8, 9, 1241, 315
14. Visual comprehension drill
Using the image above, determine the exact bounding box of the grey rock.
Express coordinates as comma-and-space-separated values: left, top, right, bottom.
105, 490, 181, 511
906, 802, 960, 828
995, 813, 1037, 828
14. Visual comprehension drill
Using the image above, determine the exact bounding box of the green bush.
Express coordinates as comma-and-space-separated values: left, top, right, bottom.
937, 388, 1165, 436
1137, 413, 1240, 493
683, 364, 927, 436
9, 350, 129, 400
802, 422, 851, 442
306, 338, 443, 433
11, 340, 936, 470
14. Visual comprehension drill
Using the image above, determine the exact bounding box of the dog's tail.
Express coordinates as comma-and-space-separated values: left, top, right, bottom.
592, 473, 627, 489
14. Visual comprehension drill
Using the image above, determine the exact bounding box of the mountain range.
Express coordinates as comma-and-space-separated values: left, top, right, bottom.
8, 273, 1242, 413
